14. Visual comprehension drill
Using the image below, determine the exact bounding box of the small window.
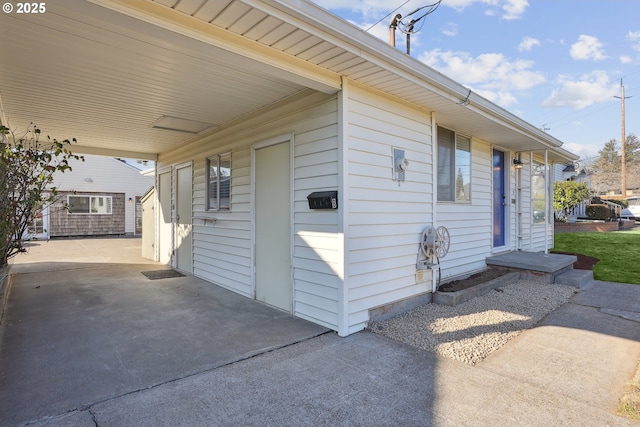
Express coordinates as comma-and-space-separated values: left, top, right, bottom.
207, 153, 231, 211
532, 161, 547, 224
437, 126, 471, 202
68, 195, 112, 214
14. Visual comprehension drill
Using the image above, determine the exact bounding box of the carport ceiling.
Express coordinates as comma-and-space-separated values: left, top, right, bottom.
0, 0, 576, 162
0, 0, 335, 159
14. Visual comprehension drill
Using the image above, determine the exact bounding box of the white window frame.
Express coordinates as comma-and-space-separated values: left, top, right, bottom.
67, 195, 112, 215
531, 160, 547, 224
437, 126, 472, 203
206, 152, 231, 211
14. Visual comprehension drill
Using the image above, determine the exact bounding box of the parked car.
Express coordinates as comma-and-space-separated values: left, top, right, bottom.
621, 196, 640, 220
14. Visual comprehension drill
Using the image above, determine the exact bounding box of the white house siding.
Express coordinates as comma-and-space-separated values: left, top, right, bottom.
50, 155, 153, 235
343, 82, 434, 335
436, 139, 495, 282
156, 90, 342, 331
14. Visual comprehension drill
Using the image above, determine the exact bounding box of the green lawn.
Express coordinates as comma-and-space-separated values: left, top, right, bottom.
553, 229, 640, 284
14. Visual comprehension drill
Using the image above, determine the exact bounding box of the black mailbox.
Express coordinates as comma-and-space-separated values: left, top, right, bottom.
307, 191, 338, 210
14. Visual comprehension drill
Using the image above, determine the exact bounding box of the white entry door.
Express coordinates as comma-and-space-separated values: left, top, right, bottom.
175, 164, 193, 273
27, 203, 49, 240
255, 141, 291, 312
158, 171, 172, 264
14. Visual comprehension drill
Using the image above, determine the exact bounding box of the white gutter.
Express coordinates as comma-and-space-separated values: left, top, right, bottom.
252, 0, 577, 158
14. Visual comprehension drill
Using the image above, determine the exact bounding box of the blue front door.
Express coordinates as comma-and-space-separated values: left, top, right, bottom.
493, 150, 506, 248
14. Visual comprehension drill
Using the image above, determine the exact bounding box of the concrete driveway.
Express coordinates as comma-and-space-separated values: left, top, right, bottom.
1, 238, 329, 426
1, 237, 640, 426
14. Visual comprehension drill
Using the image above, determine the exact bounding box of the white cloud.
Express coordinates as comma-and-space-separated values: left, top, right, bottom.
312, 0, 528, 21
542, 71, 618, 110
475, 90, 519, 107
563, 142, 601, 159
441, 22, 458, 37
310, 0, 388, 17
627, 31, 640, 51
501, 0, 528, 20
444, 0, 528, 20
620, 55, 633, 64
570, 35, 607, 61
355, 19, 389, 41
518, 37, 540, 52
419, 49, 545, 108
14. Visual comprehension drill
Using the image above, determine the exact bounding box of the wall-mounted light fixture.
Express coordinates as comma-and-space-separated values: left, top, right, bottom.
128, 197, 133, 203
513, 158, 523, 169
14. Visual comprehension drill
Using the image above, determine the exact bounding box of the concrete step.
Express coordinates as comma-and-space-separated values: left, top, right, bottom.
554, 269, 595, 290
486, 251, 577, 284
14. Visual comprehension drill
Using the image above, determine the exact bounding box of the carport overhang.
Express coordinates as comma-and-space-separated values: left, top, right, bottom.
0, 0, 578, 163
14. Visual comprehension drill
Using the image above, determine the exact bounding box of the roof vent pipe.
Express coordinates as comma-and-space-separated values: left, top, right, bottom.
389, 14, 402, 47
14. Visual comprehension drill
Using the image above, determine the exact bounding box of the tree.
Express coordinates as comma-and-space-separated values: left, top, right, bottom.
589, 134, 640, 174
590, 139, 620, 173
625, 133, 640, 165
553, 181, 590, 222
455, 167, 465, 199
0, 124, 83, 267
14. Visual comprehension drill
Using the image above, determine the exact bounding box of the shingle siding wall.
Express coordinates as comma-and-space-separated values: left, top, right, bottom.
49, 192, 126, 237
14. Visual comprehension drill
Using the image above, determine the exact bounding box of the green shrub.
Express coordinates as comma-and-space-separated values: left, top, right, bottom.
586, 204, 613, 220
554, 181, 590, 222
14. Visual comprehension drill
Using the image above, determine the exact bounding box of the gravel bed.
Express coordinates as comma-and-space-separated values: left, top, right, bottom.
369, 280, 578, 365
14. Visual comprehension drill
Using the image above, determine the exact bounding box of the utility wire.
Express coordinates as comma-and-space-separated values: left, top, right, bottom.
365, 0, 412, 32
542, 73, 640, 130
398, 1, 442, 34
538, 82, 639, 133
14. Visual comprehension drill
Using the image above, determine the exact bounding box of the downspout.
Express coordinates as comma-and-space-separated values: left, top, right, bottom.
431, 112, 438, 293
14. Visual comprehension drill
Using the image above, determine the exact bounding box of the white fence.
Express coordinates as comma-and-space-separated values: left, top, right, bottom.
565, 199, 622, 222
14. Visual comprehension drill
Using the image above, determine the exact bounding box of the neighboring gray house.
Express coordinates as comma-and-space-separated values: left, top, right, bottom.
28, 155, 153, 239
1, 0, 577, 336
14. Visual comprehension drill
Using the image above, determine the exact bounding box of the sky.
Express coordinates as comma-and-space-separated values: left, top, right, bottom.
311, 0, 640, 161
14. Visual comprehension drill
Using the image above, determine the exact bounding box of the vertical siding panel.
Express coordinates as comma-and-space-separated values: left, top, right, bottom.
157, 91, 341, 331
292, 99, 340, 330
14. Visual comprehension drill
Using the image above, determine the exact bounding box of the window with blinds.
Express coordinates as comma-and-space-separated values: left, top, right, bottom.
207, 152, 231, 211
67, 195, 112, 214
437, 126, 471, 202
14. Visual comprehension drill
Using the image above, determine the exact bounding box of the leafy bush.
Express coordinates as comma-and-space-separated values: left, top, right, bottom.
1, 124, 83, 266
554, 181, 590, 222
586, 204, 613, 220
